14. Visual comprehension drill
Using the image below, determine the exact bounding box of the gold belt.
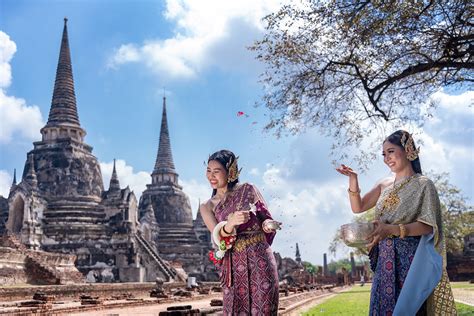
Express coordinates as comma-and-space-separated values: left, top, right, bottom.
233, 233, 266, 253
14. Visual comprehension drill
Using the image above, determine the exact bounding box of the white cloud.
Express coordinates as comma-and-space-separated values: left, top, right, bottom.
432, 90, 474, 114
0, 31, 44, 144
426, 90, 474, 147
107, 44, 140, 67
181, 178, 212, 218
0, 170, 12, 197
256, 164, 354, 265
415, 131, 451, 173
420, 90, 474, 200
0, 31, 16, 88
249, 167, 260, 176
0, 90, 43, 143
100, 160, 150, 200
108, 0, 284, 79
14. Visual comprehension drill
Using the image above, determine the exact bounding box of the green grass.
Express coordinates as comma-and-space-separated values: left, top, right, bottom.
302, 284, 474, 315
302, 286, 371, 315
457, 302, 474, 315
451, 281, 474, 316
451, 281, 474, 289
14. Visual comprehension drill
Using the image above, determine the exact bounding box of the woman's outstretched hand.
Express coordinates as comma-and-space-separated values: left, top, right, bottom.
263, 220, 283, 233
227, 211, 251, 229
336, 164, 358, 178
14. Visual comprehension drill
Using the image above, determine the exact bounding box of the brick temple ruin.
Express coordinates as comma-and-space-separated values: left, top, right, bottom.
447, 232, 474, 281
0, 19, 212, 285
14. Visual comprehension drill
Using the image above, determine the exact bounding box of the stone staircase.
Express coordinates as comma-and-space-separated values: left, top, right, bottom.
134, 232, 180, 281
1, 234, 84, 285
154, 224, 204, 259
148, 224, 204, 275
26, 251, 84, 284
155, 224, 201, 244
24, 255, 61, 284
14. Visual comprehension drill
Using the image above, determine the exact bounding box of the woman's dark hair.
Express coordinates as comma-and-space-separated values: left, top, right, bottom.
384, 130, 422, 174
208, 149, 240, 196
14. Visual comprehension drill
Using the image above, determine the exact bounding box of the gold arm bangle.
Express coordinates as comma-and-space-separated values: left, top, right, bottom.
347, 188, 361, 196
398, 224, 407, 239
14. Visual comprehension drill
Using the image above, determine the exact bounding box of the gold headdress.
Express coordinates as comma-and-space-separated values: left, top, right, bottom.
400, 132, 420, 161
226, 156, 242, 183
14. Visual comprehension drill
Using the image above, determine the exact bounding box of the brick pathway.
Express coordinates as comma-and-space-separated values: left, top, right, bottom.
453, 288, 474, 306
69, 297, 223, 315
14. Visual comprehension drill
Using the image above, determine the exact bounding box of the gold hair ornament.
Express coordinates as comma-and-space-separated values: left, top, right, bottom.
400, 132, 420, 161
226, 156, 242, 183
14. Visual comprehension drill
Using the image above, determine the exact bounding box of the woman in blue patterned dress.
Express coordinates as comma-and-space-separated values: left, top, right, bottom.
336, 130, 456, 315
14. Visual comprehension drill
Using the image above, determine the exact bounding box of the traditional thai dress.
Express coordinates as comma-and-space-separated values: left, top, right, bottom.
213, 183, 279, 315
369, 174, 456, 315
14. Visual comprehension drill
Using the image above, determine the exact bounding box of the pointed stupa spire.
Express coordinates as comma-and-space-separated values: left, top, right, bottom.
195, 199, 204, 223
41, 18, 86, 143
109, 159, 121, 191
151, 96, 179, 186
10, 169, 17, 192
47, 18, 80, 126
295, 243, 301, 263
154, 96, 176, 173
25, 154, 38, 188
12, 169, 17, 186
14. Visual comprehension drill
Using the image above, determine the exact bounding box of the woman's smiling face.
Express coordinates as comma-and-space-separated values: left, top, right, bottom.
382, 141, 410, 173
206, 160, 227, 190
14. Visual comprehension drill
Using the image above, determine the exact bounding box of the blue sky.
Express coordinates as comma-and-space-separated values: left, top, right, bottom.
1, 0, 473, 265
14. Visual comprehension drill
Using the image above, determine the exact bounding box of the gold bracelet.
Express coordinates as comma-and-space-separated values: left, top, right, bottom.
347, 188, 361, 196
398, 224, 407, 239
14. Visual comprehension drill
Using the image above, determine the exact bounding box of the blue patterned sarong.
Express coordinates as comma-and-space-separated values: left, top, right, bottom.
369, 236, 421, 316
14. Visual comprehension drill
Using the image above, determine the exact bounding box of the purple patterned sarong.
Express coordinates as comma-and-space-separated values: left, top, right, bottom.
215, 183, 279, 315
369, 236, 423, 316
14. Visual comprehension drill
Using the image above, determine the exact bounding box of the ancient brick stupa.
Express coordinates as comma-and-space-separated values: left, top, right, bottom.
139, 97, 208, 276
1, 19, 176, 284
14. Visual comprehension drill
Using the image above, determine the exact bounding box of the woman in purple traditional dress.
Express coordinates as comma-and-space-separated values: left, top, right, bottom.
200, 149, 281, 315
336, 130, 456, 315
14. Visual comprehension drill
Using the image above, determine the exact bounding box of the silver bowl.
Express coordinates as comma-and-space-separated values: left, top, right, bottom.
340, 222, 375, 248
264, 220, 282, 231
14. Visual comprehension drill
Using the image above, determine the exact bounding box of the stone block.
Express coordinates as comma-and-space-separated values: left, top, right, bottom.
210, 299, 223, 306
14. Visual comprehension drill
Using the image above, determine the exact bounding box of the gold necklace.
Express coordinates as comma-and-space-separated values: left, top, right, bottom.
380, 174, 416, 215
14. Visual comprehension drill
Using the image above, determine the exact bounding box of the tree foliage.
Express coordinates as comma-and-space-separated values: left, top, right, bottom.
252, 0, 473, 164
329, 172, 473, 256
302, 261, 319, 275
328, 258, 352, 274
431, 172, 474, 254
